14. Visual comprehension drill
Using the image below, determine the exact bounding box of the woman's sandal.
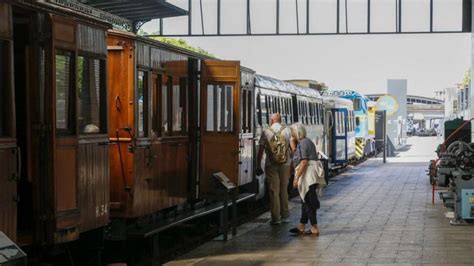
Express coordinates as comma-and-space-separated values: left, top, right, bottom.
305, 230, 319, 236
289, 228, 305, 235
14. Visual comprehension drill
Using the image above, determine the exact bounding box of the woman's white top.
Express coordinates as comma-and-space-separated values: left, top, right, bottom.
296, 160, 326, 201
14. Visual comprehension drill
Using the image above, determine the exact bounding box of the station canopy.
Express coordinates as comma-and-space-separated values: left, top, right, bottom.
79, 0, 188, 22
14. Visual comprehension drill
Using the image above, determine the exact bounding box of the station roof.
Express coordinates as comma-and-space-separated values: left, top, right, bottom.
79, 0, 188, 22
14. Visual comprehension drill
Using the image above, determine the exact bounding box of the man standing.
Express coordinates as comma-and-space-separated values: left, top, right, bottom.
256, 113, 291, 225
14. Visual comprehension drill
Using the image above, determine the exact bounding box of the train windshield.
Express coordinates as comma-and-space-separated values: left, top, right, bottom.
353, 98, 362, 111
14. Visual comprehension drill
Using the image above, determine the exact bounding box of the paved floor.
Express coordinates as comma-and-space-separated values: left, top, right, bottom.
167, 137, 474, 265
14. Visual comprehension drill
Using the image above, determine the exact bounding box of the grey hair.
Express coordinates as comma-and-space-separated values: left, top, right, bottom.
290, 123, 306, 141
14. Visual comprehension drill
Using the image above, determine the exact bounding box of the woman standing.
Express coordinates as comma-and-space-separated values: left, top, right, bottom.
289, 123, 326, 236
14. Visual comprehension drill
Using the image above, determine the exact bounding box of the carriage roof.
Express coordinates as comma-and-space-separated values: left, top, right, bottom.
255, 74, 322, 99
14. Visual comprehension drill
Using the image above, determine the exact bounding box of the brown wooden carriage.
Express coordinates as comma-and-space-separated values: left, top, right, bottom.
106, 31, 256, 221
0, 1, 110, 245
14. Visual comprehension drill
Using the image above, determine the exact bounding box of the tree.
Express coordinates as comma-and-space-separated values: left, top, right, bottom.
149, 36, 215, 57
463, 68, 471, 88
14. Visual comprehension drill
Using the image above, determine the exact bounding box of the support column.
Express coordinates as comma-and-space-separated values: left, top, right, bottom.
471, 0, 474, 139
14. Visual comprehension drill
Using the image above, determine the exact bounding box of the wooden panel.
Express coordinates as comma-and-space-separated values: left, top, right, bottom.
200, 61, 241, 196
52, 17, 76, 50
0, 3, 12, 39
78, 141, 109, 232
136, 42, 150, 68
0, 147, 17, 242
77, 24, 107, 56
55, 144, 77, 211
107, 33, 135, 218
131, 146, 154, 217
163, 61, 188, 77
154, 140, 189, 198
108, 142, 133, 217
202, 61, 240, 81
151, 48, 187, 70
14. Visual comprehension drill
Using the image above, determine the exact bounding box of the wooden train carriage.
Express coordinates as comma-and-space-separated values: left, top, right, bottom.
108, 31, 191, 218
107, 31, 255, 215
199, 63, 255, 196
0, 2, 110, 245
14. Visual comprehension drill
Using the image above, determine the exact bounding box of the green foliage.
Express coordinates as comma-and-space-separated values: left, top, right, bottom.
463, 68, 471, 88
150, 36, 215, 57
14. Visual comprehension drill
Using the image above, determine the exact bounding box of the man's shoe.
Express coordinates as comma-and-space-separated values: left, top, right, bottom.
281, 218, 290, 224
270, 220, 281, 225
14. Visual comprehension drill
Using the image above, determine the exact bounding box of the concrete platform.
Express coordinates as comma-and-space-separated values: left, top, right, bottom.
167, 137, 474, 265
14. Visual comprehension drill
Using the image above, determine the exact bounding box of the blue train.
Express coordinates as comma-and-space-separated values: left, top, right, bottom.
325, 90, 376, 159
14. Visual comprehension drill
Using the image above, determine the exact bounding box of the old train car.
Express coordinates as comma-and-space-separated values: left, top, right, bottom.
0, 1, 110, 246
107, 30, 196, 219
254, 75, 326, 196
106, 31, 256, 224
254, 74, 324, 151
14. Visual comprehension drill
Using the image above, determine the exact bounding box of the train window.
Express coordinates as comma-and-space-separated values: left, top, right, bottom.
354, 99, 362, 111
287, 99, 291, 123
206, 84, 234, 132
355, 116, 360, 127
241, 89, 252, 133
320, 104, 325, 125
137, 71, 148, 137
349, 111, 352, 131
77, 56, 106, 134
315, 103, 320, 125
259, 94, 268, 126
0, 41, 10, 137
151, 74, 159, 136
161, 76, 169, 135
55, 50, 76, 135
339, 112, 346, 136
303, 102, 309, 125
171, 77, 187, 134
297, 101, 302, 122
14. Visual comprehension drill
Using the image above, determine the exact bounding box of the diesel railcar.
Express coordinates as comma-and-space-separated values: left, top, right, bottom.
322, 96, 356, 165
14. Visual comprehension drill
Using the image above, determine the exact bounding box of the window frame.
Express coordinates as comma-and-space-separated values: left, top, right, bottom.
205, 82, 236, 133
55, 49, 77, 136
167, 76, 188, 136
0, 39, 12, 138
76, 52, 107, 135
137, 69, 149, 138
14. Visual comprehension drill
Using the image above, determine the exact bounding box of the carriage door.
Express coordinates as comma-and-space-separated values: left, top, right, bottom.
51, 16, 80, 242
332, 108, 348, 164
0, 3, 18, 242
200, 61, 240, 196
239, 72, 254, 186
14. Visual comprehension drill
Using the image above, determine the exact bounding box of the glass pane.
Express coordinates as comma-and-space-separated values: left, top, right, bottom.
138, 71, 147, 137
162, 76, 169, 135
0, 41, 10, 137
172, 81, 182, 132
206, 84, 234, 132
77, 56, 104, 134
241, 90, 247, 132
55, 50, 74, 133
151, 75, 158, 135
260, 95, 268, 126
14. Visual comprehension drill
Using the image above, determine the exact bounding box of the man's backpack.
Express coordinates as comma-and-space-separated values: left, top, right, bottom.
266, 126, 288, 164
